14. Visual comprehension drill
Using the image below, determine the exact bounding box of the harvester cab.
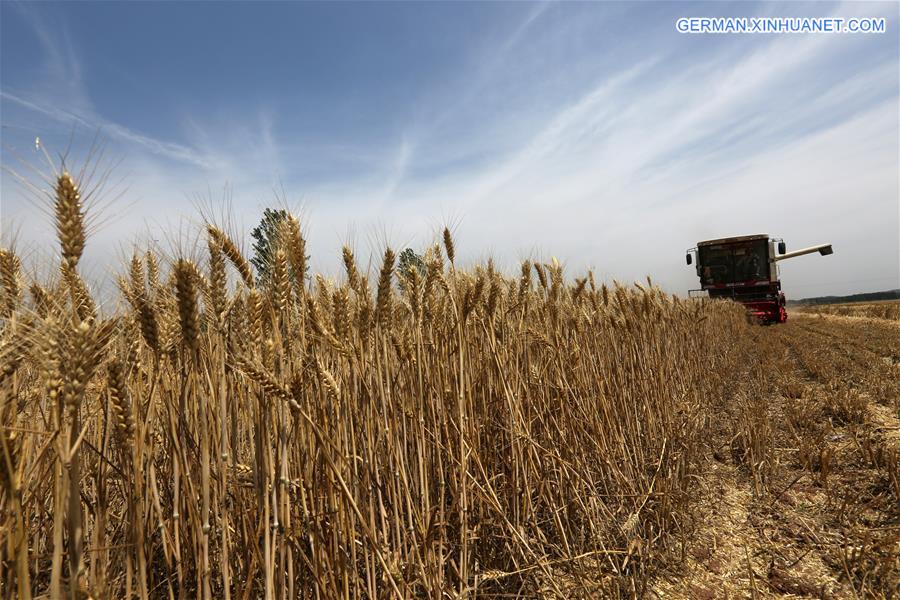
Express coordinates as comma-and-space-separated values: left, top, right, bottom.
685, 234, 832, 323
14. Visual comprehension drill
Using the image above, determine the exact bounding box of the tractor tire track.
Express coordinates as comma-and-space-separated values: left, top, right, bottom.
796, 320, 896, 368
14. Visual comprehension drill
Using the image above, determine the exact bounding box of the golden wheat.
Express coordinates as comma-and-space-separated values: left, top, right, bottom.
0, 165, 796, 599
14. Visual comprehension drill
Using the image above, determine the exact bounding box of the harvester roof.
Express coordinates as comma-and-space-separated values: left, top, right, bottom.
697, 233, 769, 247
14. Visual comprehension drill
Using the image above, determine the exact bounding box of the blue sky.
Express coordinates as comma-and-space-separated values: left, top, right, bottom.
1, 1, 898, 297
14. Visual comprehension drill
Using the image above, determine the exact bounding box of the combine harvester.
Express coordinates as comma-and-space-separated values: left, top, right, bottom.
685, 234, 833, 324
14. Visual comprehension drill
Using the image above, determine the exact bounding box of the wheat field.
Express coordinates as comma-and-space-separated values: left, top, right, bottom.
796, 299, 900, 321
1, 168, 897, 599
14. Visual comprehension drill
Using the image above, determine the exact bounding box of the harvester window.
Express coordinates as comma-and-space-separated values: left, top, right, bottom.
698, 240, 768, 286
699, 247, 731, 285
735, 252, 763, 280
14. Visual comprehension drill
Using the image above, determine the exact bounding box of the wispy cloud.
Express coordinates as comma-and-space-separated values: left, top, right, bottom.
1, 3, 220, 170
1, 91, 220, 170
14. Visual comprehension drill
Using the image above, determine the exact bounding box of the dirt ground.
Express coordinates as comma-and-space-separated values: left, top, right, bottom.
653, 313, 900, 599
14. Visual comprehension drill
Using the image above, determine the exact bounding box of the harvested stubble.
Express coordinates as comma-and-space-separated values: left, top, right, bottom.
0, 170, 754, 599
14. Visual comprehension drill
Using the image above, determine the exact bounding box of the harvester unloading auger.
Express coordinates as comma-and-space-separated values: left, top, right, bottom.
685, 234, 833, 323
